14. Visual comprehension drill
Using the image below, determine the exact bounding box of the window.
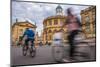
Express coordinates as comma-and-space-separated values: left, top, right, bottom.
85, 26, 90, 33
59, 9, 62, 12
60, 19, 64, 26
56, 9, 59, 12
19, 29, 23, 34
44, 25, 46, 28
85, 16, 90, 26
54, 19, 58, 25
45, 22, 47, 26
85, 16, 90, 23
49, 35, 52, 40
49, 20, 52, 25
48, 30, 52, 33
44, 21, 47, 28
53, 29, 57, 33
93, 25, 95, 34
85, 16, 90, 33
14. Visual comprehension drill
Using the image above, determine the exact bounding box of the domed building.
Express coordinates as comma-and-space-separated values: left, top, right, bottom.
42, 5, 68, 45
42, 5, 96, 45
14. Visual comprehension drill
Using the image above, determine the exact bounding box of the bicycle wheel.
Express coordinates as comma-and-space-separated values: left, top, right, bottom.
52, 46, 64, 62
23, 46, 27, 56
73, 42, 91, 61
30, 47, 36, 57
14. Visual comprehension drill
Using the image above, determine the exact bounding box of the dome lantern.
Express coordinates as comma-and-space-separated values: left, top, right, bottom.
56, 5, 63, 15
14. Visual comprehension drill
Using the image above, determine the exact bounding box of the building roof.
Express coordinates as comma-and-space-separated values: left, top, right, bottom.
56, 5, 63, 10
12, 20, 37, 28
81, 6, 96, 14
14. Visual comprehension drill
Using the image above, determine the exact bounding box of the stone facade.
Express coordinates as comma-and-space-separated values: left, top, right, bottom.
42, 5, 68, 45
12, 20, 37, 46
81, 6, 96, 38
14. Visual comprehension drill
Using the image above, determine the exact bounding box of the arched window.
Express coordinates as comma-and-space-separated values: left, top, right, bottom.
60, 19, 64, 23
48, 30, 52, 33
49, 35, 52, 40
54, 19, 58, 25
85, 16, 90, 33
53, 29, 57, 33
93, 24, 95, 34
45, 21, 47, 26
44, 22, 47, 28
49, 20, 52, 25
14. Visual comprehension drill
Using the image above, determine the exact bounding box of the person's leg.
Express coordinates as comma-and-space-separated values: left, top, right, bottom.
31, 39, 34, 47
26, 38, 30, 49
25, 39, 27, 46
28, 38, 35, 52
68, 32, 74, 57
68, 30, 79, 58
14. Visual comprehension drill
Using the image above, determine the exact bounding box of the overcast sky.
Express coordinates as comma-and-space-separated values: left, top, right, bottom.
12, 1, 91, 36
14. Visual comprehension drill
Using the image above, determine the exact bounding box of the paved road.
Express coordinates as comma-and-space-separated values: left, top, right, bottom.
11, 44, 96, 66
11, 45, 58, 66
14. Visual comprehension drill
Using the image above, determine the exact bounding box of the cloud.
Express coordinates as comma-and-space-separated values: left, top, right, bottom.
12, 1, 90, 36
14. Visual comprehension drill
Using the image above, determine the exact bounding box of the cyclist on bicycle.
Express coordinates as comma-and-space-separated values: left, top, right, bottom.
62, 7, 82, 61
22, 28, 35, 48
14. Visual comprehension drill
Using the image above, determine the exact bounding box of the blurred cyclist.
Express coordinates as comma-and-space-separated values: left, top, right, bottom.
22, 28, 35, 48
62, 7, 82, 60
52, 30, 63, 46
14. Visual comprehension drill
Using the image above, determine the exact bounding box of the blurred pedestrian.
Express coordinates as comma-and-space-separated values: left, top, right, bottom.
62, 7, 82, 60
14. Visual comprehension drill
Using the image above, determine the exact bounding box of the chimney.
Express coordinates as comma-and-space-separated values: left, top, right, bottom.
26, 20, 29, 22
16, 18, 18, 22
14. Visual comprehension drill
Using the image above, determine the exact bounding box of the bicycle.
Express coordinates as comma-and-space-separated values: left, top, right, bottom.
51, 32, 65, 62
22, 35, 36, 58
51, 31, 91, 62
72, 31, 91, 61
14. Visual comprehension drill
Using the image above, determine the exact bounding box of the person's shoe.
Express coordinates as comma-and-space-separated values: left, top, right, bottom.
62, 58, 71, 63
70, 57, 77, 62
